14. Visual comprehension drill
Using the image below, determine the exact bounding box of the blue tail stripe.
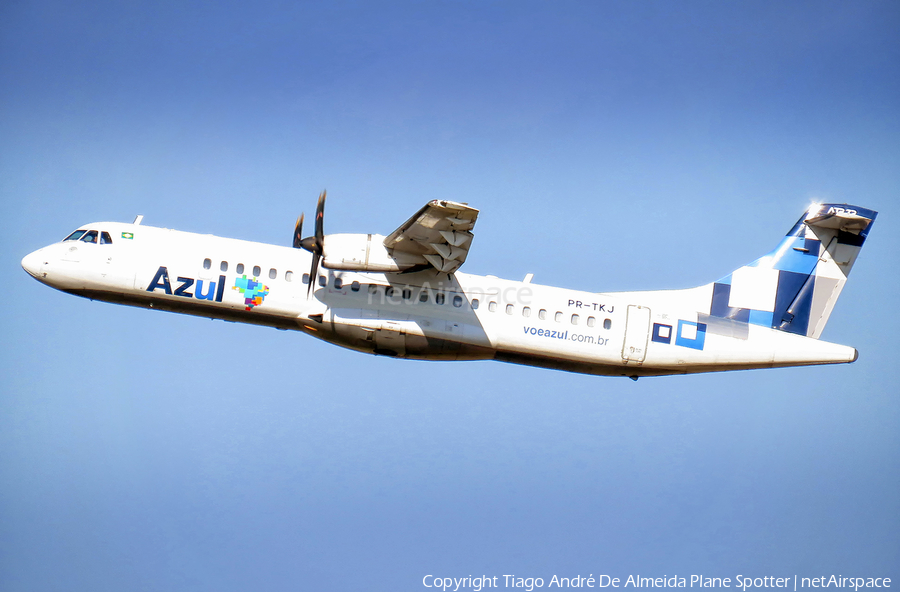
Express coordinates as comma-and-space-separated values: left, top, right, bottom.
708, 203, 876, 337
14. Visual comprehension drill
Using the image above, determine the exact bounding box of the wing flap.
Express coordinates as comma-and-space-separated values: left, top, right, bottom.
383, 200, 479, 273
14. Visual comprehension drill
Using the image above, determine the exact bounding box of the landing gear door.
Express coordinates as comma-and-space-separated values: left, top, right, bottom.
622, 305, 650, 364
374, 321, 406, 357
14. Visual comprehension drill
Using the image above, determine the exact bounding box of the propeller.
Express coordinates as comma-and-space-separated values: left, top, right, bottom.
293, 190, 326, 296
292, 213, 304, 249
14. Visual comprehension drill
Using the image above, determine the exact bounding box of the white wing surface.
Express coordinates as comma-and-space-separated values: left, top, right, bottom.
383, 200, 479, 273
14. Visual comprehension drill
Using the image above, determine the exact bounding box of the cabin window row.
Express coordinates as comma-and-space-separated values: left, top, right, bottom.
297, 276, 469, 308
303, 275, 351, 290
363, 283, 467, 308
193, 265, 610, 327
203, 259, 296, 282
481, 300, 612, 329
198, 261, 359, 289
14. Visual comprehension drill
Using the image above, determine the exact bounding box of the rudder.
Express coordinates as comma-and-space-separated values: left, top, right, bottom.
708, 203, 877, 339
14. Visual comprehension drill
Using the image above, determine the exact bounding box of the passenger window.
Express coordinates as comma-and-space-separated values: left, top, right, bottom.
435, 293, 445, 305
587, 316, 596, 327
302, 273, 310, 284
523, 306, 531, 317
318, 275, 326, 287
81, 230, 99, 243
418, 290, 429, 303
351, 281, 360, 292
506, 304, 514, 315
539, 309, 547, 320
603, 318, 612, 330
385, 286, 394, 298
285, 271, 293, 282
237, 263, 245, 274
203, 258, 212, 270
453, 295, 463, 307
472, 299, 479, 309
555, 312, 563, 322
335, 278, 343, 289
100, 232, 113, 244
253, 265, 261, 277
403, 288, 412, 300
64, 230, 87, 241
368, 284, 378, 295
269, 268, 277, 280
571, 314, 579, 325
488, 301, 497, 312
220, 261, 228, 272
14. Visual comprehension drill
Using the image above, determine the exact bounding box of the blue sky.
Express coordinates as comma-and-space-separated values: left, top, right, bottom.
2, 1, 898, 590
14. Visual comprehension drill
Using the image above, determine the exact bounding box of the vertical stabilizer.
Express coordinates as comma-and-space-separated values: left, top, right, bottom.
707, 204, 877, 339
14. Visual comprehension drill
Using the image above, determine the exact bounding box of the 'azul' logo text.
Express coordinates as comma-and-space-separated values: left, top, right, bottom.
146, 266, 226, 302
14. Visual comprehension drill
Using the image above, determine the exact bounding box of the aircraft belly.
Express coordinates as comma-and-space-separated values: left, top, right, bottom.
328, 309, 493, 360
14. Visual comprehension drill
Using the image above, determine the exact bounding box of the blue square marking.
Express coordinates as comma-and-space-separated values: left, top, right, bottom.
652, 323, 672, 344
675, 320, 707, 350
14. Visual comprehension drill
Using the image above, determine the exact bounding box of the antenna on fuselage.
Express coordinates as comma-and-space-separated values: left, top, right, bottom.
133, 215, 144, 225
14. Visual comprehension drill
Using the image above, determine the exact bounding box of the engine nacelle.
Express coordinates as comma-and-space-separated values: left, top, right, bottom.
322, 233, 421, 272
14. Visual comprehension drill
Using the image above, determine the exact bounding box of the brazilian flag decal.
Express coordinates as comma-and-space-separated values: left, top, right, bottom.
122, 232, 134, 239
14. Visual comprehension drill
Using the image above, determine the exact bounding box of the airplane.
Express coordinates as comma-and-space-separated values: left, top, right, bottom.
21, 194, 876, 379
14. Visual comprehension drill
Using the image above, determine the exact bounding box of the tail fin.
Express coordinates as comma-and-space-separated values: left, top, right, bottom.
708, 203, 877, 339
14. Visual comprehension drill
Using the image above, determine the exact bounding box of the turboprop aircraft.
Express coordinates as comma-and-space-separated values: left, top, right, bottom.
21, 194, 876, 379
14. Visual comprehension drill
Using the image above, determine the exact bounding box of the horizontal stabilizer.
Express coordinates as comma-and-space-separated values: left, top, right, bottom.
805, 206, 873, 233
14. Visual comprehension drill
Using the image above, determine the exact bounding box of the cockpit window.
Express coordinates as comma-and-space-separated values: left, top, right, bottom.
80, 230, 99, 243
100, 231, 113, 244
64, 230, 87, 241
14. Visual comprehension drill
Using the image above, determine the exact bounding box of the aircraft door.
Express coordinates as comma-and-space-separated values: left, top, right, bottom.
133, 261, 160, 292
622, 305, 651, 364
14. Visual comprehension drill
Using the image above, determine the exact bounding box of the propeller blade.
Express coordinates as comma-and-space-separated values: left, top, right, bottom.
293, 213, 304, 249
307, 252, 320, 297
314, 190, 326, 245
299, 189, 327, 297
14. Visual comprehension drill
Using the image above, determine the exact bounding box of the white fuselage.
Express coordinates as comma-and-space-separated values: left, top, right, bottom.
22, 221, 858, 378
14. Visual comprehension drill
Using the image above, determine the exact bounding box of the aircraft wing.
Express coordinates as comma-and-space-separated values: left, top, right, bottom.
383, 200, 479, 273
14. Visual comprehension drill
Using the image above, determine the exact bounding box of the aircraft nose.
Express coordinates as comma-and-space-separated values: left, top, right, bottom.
21, 249, 44, 279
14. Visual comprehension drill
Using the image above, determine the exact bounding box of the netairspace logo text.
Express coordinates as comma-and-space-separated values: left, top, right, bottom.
422, 574, 892, 592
